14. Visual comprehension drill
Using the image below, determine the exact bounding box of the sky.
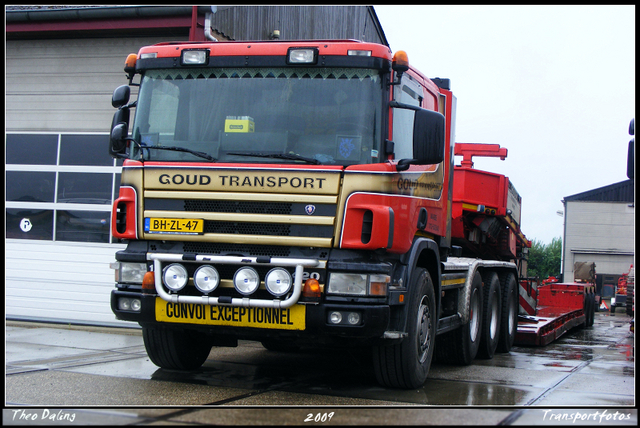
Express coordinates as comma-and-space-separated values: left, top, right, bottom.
374, 5, 635, 245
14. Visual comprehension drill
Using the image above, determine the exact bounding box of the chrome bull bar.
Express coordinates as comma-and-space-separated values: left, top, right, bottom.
148, 253, 324, 309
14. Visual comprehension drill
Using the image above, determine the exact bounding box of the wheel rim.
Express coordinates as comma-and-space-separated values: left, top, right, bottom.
416, 295, 432, 364
490, 290, 499, 339
469, 287, 480, 342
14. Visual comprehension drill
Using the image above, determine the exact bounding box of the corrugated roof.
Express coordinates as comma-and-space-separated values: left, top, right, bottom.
563, 179, 635, 203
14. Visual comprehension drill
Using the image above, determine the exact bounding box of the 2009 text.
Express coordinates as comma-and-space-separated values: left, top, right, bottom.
304, 412, 335, 423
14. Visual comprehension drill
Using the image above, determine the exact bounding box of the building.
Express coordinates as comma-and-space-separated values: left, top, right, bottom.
5, 5, 388, 326
562, 179, 635, 299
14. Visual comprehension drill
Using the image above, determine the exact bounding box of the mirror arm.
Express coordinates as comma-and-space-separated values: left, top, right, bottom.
389, 100, 420, 111
396, 158, 417, 172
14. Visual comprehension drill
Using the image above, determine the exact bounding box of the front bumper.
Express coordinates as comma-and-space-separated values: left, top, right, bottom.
111, 289, 390, 342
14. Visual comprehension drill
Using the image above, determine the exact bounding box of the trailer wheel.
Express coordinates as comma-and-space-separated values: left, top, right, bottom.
478, 271, 501, 359
373, 267, 436, 389
142, 324, 212, 370
582, 292, 595, 327
497, 272, 518, 353
587, 292, 595, 327
435, 272, 482, 365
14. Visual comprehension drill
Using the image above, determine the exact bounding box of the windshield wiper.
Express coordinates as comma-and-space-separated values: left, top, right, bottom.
143, 146, 216, 162
226, 152, 321, 164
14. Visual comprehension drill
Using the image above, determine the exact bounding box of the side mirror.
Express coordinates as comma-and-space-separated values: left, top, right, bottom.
110, 123, 128, 156
413, 108, 445, 165
112, 85, 130, 108
109, 107, 130, 157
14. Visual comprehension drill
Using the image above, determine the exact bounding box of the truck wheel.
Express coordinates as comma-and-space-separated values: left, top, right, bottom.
583, 292, 595, 327
478, 271, 501, 359
497, 272, 518, 353
142, 325, 213, 370
435, 272, 482, 365
587, 292, 595, 327
582, 293, 591, 327
373, 267, 436, 389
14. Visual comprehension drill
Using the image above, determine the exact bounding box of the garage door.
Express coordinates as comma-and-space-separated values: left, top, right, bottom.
6, 36, 184, 326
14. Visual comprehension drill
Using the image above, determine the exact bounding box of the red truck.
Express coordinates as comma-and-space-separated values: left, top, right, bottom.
108, 39, 594, 389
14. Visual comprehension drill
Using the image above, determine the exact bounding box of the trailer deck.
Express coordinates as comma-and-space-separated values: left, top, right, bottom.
515, 282, 593, 346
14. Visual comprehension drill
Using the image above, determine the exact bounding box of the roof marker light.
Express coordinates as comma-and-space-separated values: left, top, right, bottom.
348, 50, 372, 56
124, 53, 137, 74
392, 50, 409, 73
287, 48, 318, 64
181, 49, 208, 65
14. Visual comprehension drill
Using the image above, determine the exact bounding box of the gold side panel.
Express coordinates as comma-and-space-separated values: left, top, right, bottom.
334, 167, 445, 243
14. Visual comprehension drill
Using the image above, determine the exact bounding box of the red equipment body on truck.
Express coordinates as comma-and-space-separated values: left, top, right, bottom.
108, 39, 595, 389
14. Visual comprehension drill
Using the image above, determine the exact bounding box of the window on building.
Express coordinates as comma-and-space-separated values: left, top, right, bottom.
5, 133, 120, 244
6, 134, 58, 165
6, 208, 54, 240
6, 171, 56, 203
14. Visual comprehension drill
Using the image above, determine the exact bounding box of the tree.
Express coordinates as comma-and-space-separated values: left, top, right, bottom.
527, 237, 562, 281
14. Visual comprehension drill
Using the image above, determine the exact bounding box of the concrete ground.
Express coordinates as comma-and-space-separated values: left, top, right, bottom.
4, 310, 636, 425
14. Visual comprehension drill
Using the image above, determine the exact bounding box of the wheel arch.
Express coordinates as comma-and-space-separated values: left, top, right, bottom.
401, 238, 442, 317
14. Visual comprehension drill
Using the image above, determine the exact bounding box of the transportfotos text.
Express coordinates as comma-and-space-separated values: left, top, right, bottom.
542, 409, 632, 423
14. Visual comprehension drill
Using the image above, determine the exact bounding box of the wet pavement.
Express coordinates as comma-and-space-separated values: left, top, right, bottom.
4, 311, 636, 425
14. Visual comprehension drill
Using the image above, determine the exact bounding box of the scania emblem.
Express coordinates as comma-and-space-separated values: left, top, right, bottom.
305, 205, 316, 215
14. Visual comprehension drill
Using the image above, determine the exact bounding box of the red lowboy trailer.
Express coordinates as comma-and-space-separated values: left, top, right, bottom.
450, 144, 596, 347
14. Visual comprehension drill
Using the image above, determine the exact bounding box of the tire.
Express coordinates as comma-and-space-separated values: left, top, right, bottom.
496, 272, 518, 353
582, 292, 591, 328
583, 292, 595, 327
373, 267, 436, 389
587, 292, 595, 327
477, 271, 501, 359
142, 324, 213, 370
435, 272, 482, 365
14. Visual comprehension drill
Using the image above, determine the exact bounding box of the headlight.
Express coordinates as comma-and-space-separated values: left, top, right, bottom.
265, 268, 293, 297
163, 263, 188, 291
193, 265, 220, 294
234, 267, 260, 295
327, 273, 390, 296
112, 262, 147, 284
327, 273, 367, 296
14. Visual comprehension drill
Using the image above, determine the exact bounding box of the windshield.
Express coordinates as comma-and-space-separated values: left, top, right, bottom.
131, 67, 384, 165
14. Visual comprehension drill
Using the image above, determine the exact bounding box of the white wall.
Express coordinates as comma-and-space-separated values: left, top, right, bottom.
6, 36, 180, 132
564, 200, 635, 280
5, 240, 129, 326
